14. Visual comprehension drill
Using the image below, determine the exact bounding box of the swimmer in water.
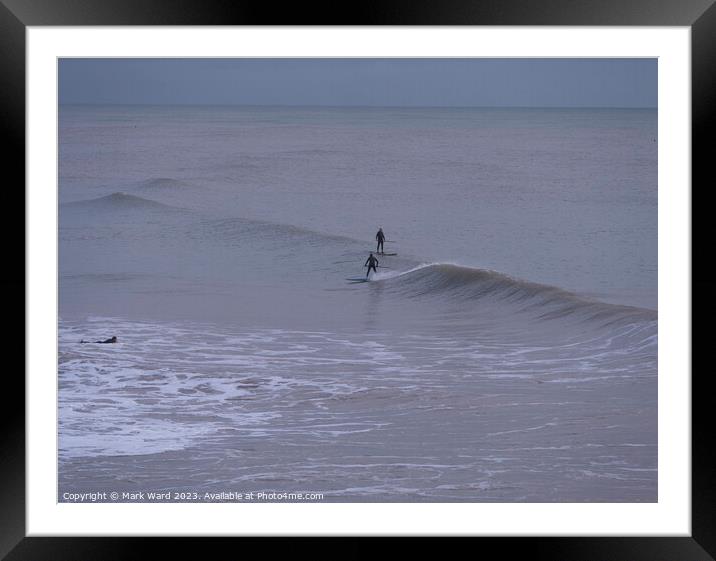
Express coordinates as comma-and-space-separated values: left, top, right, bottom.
80, 336, 117, 344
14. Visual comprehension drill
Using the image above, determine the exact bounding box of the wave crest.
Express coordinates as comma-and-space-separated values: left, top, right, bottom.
61, 192, 175, 211
376, 263, 656, 328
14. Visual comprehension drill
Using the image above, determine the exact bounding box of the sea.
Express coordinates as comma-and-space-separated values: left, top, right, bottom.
58, 105, 657, 502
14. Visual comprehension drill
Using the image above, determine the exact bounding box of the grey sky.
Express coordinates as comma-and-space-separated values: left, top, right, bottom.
59, 58, 657, 108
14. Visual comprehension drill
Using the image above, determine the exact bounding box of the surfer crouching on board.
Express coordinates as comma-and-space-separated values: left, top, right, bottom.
365, 252, 379, 278
376, 227, 386, 254
80, 336, 117, 344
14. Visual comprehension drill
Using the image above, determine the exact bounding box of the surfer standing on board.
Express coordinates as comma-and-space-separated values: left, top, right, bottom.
365, 252, 379, 278
376, 227, 386, 254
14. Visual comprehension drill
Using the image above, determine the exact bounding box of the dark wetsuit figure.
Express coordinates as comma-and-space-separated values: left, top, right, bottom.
81, 336, 117, 344
376, 228, 385, 254
365, 253, 379, 278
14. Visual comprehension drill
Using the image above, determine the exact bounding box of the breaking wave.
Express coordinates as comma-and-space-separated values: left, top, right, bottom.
373, 263, 656, 330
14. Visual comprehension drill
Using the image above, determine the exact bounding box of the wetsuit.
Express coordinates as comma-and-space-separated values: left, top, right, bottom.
365, 254, 379, 277
81, 337, 117, 344
376, 229, 385, 253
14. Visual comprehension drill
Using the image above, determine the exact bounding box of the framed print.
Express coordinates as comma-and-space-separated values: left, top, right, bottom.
4, 0, 711, 558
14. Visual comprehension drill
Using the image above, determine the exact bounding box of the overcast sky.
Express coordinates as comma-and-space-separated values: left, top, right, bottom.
59, 58, 657, 108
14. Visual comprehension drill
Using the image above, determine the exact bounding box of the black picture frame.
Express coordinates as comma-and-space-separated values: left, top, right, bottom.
4, 0, 710, 558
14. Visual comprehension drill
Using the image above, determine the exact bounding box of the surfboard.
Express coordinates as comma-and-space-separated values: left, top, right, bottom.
374, 252, 397, 256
